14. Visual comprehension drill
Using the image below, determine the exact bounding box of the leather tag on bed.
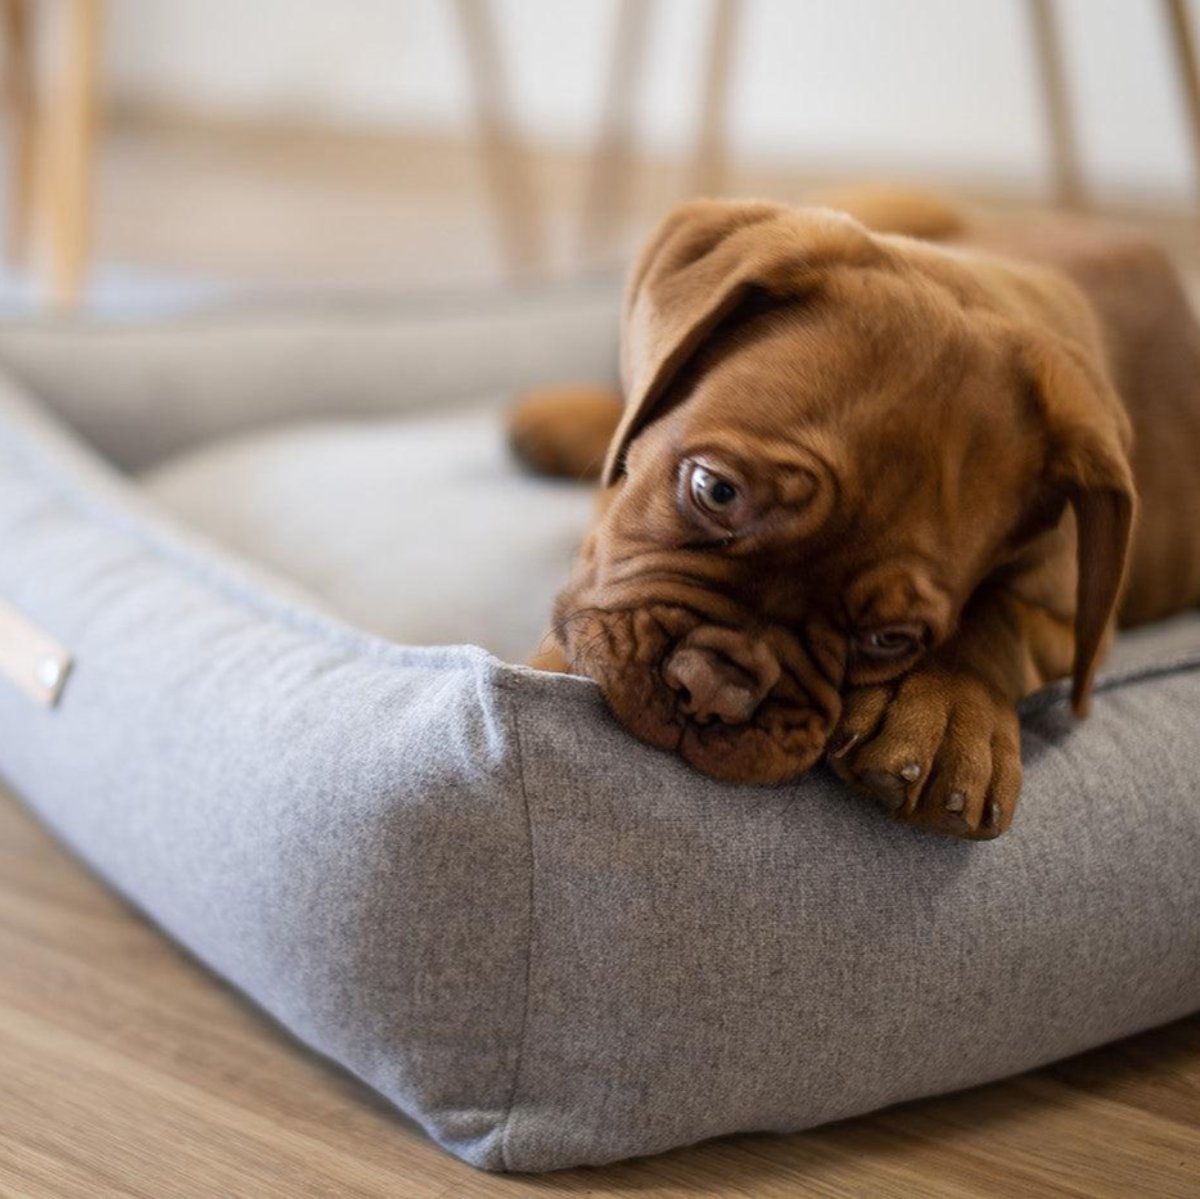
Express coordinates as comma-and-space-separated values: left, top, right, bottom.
0, 597, 72, 707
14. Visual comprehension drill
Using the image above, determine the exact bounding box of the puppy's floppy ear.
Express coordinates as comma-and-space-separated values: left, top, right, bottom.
1024, 336, 1137, 716
602, 199, 882, 484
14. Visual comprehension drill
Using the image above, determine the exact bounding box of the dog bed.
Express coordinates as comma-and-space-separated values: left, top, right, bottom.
1, 285, 1198, 1174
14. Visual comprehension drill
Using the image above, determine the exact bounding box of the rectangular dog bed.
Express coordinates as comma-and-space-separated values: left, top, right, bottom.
1, 285, 1198, 1173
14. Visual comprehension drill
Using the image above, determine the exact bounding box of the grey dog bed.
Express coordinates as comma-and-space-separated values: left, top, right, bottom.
1, 285, 1199, 1174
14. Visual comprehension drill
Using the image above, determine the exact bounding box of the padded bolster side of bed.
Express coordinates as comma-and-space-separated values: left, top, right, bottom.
0, 282, 621, 471
0, 373, 538, 1171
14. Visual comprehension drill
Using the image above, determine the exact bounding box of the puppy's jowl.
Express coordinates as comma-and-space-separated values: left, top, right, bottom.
510, 190, 1200, 839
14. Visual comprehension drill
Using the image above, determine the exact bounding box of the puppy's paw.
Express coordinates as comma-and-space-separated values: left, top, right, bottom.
527, 631, 570, 673
507, 386, 624, 481
828, 669, 1021, 840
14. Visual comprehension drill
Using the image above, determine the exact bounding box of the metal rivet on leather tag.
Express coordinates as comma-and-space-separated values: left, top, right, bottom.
31, 651, 72, 706
34, 653, 72, 706
35, 655, 64, 691
30, 651, 72, 706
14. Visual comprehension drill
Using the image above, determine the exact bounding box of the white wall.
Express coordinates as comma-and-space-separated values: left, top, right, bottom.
105, 0, 1197, 201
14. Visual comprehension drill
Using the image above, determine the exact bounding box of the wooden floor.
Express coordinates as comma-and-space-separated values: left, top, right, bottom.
2, 784, 1198, 1198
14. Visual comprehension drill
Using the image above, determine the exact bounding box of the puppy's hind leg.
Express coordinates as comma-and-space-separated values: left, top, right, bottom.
507, 385, 623, 481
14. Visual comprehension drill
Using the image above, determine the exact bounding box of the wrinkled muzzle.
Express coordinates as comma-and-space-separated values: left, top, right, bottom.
558, 601, 845, 785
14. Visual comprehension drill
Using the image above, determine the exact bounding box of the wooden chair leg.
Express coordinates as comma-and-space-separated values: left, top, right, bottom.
39, 0, 102, 310
2, 0, 36, 269
689, 0, 741, 199
1163, 0, 1200, 214
453, 0, 546, 278
578, 0, 653, 263
1027, 0, 1085, 208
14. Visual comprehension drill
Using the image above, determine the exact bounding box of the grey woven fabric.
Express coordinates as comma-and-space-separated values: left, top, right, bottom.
0, 291, 1198, 1173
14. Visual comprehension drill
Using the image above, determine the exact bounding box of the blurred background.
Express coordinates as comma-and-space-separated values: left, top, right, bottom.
3, 0, 1199, 315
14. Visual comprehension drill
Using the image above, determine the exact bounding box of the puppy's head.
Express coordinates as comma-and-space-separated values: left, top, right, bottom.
554, 200, 1134, 784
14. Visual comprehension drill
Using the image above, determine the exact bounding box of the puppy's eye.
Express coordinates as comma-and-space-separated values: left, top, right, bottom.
689, 465, 739, 515
854, 623, 926, 660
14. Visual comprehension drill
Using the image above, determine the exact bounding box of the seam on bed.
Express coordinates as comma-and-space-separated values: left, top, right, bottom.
497, 684, 537, 1173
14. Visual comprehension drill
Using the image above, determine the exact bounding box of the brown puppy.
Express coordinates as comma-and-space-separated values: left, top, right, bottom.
509, 191, 1200, 838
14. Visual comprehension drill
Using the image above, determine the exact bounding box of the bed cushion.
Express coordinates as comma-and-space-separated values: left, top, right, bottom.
140, 411, 595, 664
1, 290, 1199, 1174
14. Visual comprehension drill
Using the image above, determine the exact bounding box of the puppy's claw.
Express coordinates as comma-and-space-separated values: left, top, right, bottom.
982, 798, 1003, 835
898, 761, 922, 783
861, 770, 906, 811
829, 730, 861, 760
945, 790, 966, 814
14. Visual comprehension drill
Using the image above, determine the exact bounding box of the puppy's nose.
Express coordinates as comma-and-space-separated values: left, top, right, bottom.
662, 648, 772, 720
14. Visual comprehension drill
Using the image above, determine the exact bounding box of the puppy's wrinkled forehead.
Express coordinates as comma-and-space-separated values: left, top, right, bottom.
638, 271, 1021, 505
674, 272, 984, 427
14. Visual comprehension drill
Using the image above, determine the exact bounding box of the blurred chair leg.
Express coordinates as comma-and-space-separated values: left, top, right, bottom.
1163, 0, 1200, 214
578, 0, 653, 264
453, 0, 546, 278
689, 0, 741, 198
39, 0, 102, 310
2, 0, 36, 269
1027, 0, 1085, 208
